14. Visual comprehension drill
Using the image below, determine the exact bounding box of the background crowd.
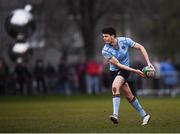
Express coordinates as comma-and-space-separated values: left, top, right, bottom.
0, 55, 179, 97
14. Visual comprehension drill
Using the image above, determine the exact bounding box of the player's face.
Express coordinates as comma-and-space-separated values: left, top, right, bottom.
102, 34, 114, 44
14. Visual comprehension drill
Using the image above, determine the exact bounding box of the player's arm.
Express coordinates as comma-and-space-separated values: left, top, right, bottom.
109, 56, 145, 78
133, 43, 155, 70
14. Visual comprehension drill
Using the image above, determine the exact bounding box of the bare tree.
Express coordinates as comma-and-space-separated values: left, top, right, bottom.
157, 0, 180, 59
66, 0, 112, 60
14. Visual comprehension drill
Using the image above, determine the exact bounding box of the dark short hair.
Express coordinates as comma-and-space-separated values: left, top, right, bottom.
101, 27, 116, 37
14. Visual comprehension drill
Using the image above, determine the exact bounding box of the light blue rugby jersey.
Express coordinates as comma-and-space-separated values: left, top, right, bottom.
102, 37, 135, 71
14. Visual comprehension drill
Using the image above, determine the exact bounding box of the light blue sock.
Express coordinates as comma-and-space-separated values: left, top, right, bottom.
112, 95, 121, 116
131, 98, 146, 117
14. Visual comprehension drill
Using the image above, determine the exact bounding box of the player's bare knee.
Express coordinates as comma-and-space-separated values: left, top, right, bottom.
112, 86, 119, 94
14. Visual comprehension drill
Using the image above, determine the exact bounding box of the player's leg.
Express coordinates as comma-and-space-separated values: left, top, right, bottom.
122, 83, 151, 125
109, 75, 125, 124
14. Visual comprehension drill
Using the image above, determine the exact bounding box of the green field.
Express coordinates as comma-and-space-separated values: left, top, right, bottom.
0, 94, 180, 133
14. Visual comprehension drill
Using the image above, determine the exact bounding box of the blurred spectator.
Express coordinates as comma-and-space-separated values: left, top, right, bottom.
6, 73, 17, 95
45, 62, 57, 94
14, 58, 32, 96
85, 59, 102, 94
75, 61, 86, 93
33, 59, 47, 95
57, 56, 69, 95
0, 57, 9, 96
101, 60, 111, 93
152, 56, 161, 89
174, 64, 180, 87
160, 58, 178, 96
68, 65, 79, 94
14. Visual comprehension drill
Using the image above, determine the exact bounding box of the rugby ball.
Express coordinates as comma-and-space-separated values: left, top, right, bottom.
142, 66, 155, 78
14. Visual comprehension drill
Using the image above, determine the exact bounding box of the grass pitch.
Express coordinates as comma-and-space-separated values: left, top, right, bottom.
0, 94, 180, 133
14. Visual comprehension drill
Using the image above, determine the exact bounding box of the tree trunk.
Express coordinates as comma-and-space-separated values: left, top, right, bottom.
81, 26, 95, 61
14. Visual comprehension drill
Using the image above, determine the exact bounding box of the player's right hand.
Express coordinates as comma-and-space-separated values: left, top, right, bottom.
135, 69, 146, 78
